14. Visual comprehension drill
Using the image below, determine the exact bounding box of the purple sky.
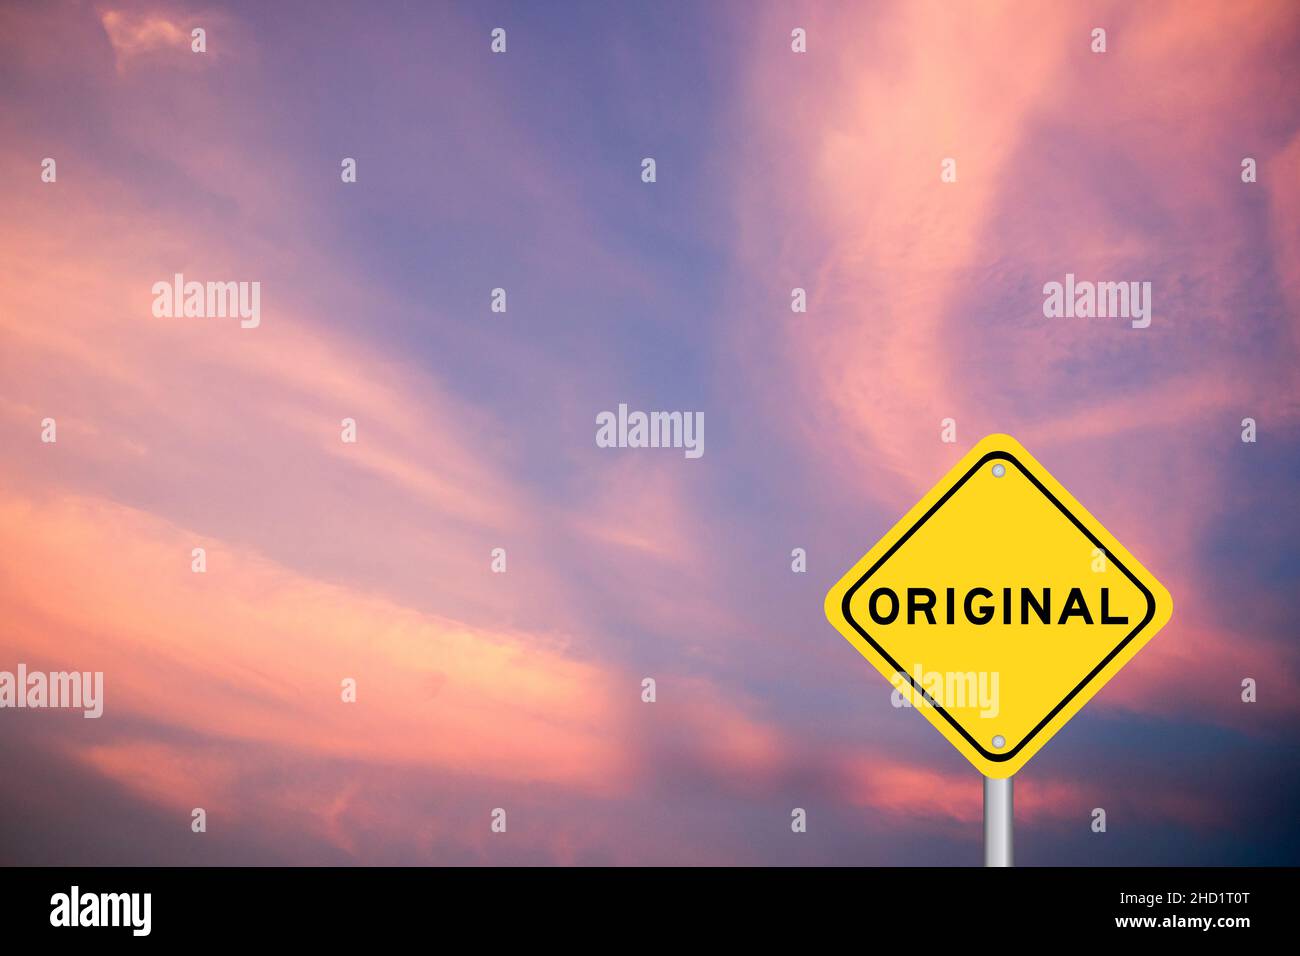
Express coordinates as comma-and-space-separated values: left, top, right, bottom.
1, 0, 1298, 865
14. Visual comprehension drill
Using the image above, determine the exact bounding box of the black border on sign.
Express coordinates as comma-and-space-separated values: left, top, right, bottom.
840, 451, 1157, 763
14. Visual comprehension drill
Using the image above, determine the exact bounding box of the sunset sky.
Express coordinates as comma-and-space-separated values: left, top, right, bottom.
1, 0, 1298, 865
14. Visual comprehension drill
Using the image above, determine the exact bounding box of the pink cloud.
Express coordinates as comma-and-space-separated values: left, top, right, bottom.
0, 492, 635, 792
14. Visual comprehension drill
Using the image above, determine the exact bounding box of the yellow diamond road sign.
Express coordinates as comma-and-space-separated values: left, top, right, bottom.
825, 434, 1173, 778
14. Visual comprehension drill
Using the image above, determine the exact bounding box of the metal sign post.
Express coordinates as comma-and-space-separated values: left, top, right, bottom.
983, 775, 1013, 867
